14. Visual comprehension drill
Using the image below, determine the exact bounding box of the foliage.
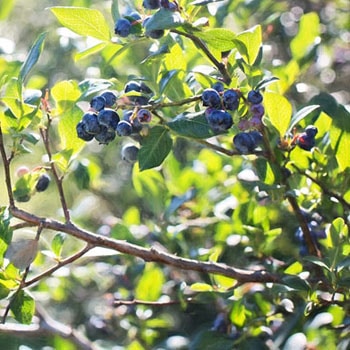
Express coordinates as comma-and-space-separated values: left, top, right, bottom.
0, 0, 349, 349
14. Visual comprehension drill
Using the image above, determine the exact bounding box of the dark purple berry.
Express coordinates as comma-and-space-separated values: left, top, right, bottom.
143, 0, 161, 9
296, 133, 315, 151
90, 96, 106, 111
136, 109, 152, 123
247, 90, 263, 104
117, 120, 133, 136
36, 173, 50, 192
76, 121, 94, 141
305, 125, 318, 138
146, 29, 165, 39
115, 18, 132, 37
202, 88, 222, 109
206, 109, 233, 134
121, 144, 139, 162
82, 112, 101, 134
250, 103, 265, 118
94, 127, 116, 144
100, 91, 117, 107
125, 81, 142, 93
223, 89, 240, 111
97, 108, 120, 129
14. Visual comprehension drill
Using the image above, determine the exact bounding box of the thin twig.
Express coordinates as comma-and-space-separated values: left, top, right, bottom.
114, 298, 194, 307
39, 115, 71, 223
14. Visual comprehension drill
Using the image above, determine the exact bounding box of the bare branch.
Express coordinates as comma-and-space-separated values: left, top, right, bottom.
10, 207, 280, 284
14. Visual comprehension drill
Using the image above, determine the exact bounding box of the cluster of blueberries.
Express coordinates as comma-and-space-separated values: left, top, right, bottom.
114, 0, 178, 39
201, 82, 265, 154
76, 81, 155, 162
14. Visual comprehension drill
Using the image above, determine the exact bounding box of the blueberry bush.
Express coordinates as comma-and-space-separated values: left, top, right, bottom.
0, 0, 349, 349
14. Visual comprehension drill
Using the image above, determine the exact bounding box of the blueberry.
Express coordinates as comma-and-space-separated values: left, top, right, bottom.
115, 18, 132, 37
136, 109, 152, 123
140, 82, 153, 94
97, 108, 120, 129
124, 81, 142, 93
36, 173, 51, 192
90, 95, 106, 111
305, 125, 318, 138
143, 0, 161, 9
202, 88, 222, 109
123, 111, 143, 133
146, 29, 165, 39
233, 132, 257, 154
250, 115, 263, 129
121, 144, 139, 162
250, 103, 265, 119
296, 133, 315, 151
247, 90, 263, 104
82, 112, 101, 134
100, 91, 117, 107
223, 89, 240, 111
76, 121, 94, 141
206, 109, 233, 134
116, 120, 133, 136
212, 82, 224, 93
249, 130, 263, 144
94, 127, 116, 144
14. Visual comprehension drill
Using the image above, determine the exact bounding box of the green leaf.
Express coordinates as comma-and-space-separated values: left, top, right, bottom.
288, 105, 320, 133
282, 275, 310, 291
51, 233, 66, 257
167, 111, 213, 139
0, 207, 13, 265
190, 282, 214, 292
143, 8, 184, 32
234, 25, 262, 65
196, 28, 236, 52
0, 0, 14, 20
135, 264, 165, 301
139, 126, 173, 171
290, 12, 320, 61
264, 91, 292, 137
254, 76, 279, 91
230, 299, 246, 327
284, 261, 303, 275
0, 281, 11, 299
74, 42, 108, 61
50, 7, 111, 41
10, 290, 35, 324
303, 256, 331, 271
19, 32, 47, 83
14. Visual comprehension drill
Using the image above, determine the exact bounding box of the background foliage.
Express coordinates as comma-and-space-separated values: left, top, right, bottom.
0, 0, 349, 349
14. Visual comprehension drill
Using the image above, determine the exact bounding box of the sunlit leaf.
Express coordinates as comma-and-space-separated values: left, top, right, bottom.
196, 28, 236, 52
51, 233, 66, 258
234, 25, 262, 65
10, 290, 35, 324
190, 282, 214, 292
135, 264, 165, 301
143, 8, 184, 32
50, 7, 111, 41
139, 126, 173, 171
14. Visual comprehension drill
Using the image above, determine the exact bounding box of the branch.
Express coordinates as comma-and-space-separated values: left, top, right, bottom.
10, 207, 280, 284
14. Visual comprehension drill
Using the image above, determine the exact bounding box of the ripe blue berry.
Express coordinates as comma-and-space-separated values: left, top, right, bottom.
143, 0, 161, 9
97, 108, 120, 129
90, 96, 106, 111
202, 88, 222, 109
36, 173, 51, 192
115, 18, 132, 37
206, 109, 233, 134
121, 144, 139, 162
117, 120, 133, 136
212, 82, 224, 93
100, 91, 117, 107
125, 81, 142, 93
223, 89, 240, 111
305, 125, 318, 138
250, 103, 265, 118
247, 90, 263, 104
82, 112, 101, 134
233, 131, 262, 154
76, 122, 94, 141
136, 109, 152, 123
146, 29, 165, 39
94, 127, 116, 144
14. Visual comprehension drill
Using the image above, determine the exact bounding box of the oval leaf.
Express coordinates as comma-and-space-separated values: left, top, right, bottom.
50, 7, 111, 41
10, 290, 35, 324
143, 8, 184, 32
139, 126, 173, 171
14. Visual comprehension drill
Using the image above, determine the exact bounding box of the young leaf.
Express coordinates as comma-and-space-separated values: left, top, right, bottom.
190, 282, 214, 292
51, 233, 66, 258
19, 32, 47, 83
10, 290, 35, 324
234, 25, 262, 65
50, 7, 111, 41
143, 8, 184, 32
196, 28, 236, 52
135, 264, 165, 301
264, 91, 292, 138
167, 111, 213, 139
139, 126, 173, 171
